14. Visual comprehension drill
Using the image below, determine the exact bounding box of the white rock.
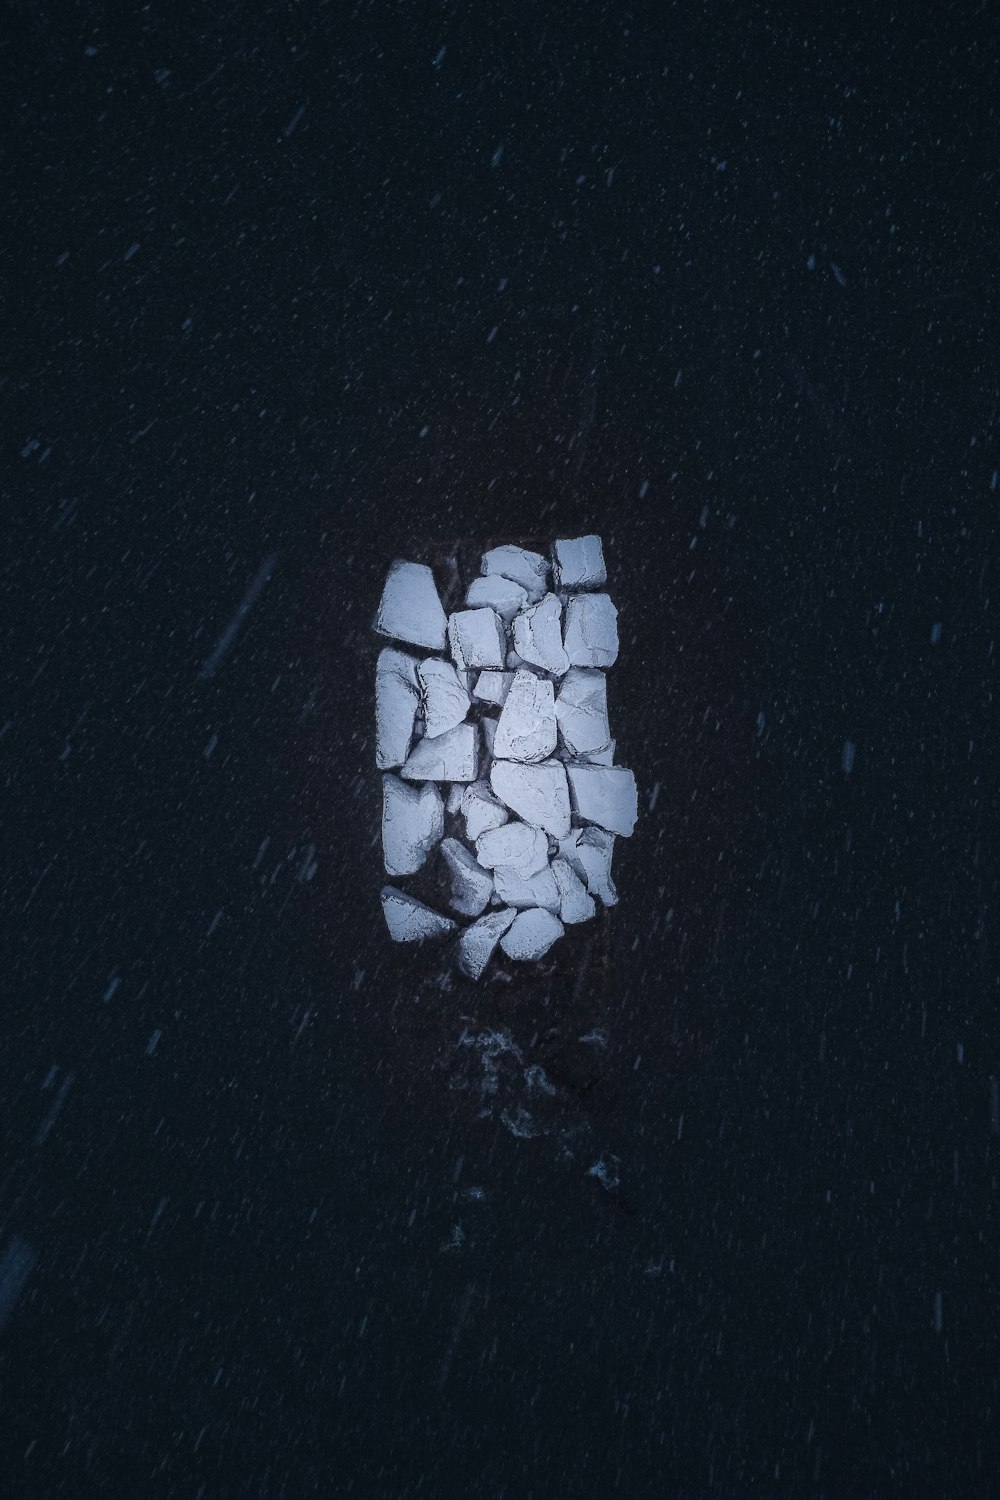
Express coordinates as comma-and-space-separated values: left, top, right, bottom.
445, 783, 465, 815
374, 561, 447, 651
417, 657, 470, 739
559, 827, 618, 906
448, 607, 507, 671
493, 863, 560, 913
563, 593, 619, 668
490, 759, 571, 838
461, 781, 509, 841
381, 886, 456, 942
465, 574, 528, 621
506, 648, 527, 670
481, 544, 550, 603
439, 837, 494, 917
473, 670, 515, 706
458, 907, 518, 979
553, 535, 607, 591
401, 723, 478, 782
375, 648, 420, 770
551, 856, 596, 924
382, 775, 444, 876
500, 907, 565, 960
493, 669, 557, 763
512, 592, 570, 676
554, 667, 610, 757
565, 764, 637, 836
475, 821, 549, 878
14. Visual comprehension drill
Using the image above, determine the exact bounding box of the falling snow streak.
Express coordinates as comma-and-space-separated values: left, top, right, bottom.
199, 554, 278, 680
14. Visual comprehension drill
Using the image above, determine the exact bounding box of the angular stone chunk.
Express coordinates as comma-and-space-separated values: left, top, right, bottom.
458, 907, 518, 980
475, 821, 549, 878
554, 667, 610, 757
490, 759, 571, 838
417, 657, 470, 739
375, 561, 447, 651
382, 775, 444, 876
493, 863, 560, 913
401, 723, 478, 782
563, 593, 619, 668
553, 535, 607, 591
493, 669, 557, 763
375, 648, 420, 770
512, 593, 570, 677
439, 837, 494, 917
559, 827, 618, 906
473, 670, 515, 706
461, 781, 509, 842
481, 544, 550, 603
445, 783, 465, 815
448, 607, 507, 671
565, 764, 637, 836
465, 575, 529, 622
551, 856, 596, 924
500, 907, 565, 960
381, 886, 456, 942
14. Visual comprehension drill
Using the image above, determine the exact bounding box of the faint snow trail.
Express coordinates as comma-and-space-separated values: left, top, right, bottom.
199, 553, 277, 679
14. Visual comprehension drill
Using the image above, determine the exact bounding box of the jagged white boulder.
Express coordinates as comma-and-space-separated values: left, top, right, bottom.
559, 826, 618, 906
381, 886, 456, 942
490, 759, 571, 838
401, 723, 478, 782
580, 741, 615, 765
461, 782, 509, 842
565, 764, 637, 836
473, 670, 515, 706
493, 669, 557, 763
552, 856, 596, 924
448, 607, 507, 671
554, 668, 610, 757
382, 775, 444, 876
439, 837, 494, 917
480, 716, 497, 759
445, 783, 465, 815
563, 593, 619, 668
500, 907, 564, 960
481, 544, 550, 602
458, 907, 517, 979
493, 863, 560, 913
476, 821, 549, 878
375, 648, 420, 770
512, 593, 570, 677
553, 535, 607, 591
375, 562, 447, 651
418, 658, 470, 739
465, 575, 529, 622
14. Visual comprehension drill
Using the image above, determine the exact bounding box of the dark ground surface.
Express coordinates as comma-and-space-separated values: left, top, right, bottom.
1, 4, 998, 1496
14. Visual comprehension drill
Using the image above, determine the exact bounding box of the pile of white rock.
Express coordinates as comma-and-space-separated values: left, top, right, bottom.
374, 536, 637, 980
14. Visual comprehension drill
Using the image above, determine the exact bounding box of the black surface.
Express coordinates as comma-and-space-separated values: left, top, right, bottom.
2, 5, 997, 1496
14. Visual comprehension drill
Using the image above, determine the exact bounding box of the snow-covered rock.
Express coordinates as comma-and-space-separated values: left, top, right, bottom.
375, 648, 420, 770
439, 837, 494, 917
382, 775, 444, 876
512, 593, 570, 676
493, 668, 557, 763
492, 863, 560, 913
374, 561, 448, 651
490, 758, 571, 838
401, 723, 478, 782
481, 544, 550, 603
563, 593, 619, 668
448, 607, 507, 671
381, 886, 456, 942
553, 535, 607, 591
559, 826, 618, 906
475, 821, 549, 878
465, 574, 529, 622
551, 856, 596, 924
458, 907, 517, 979
500, 907, 564, 960
461, 782, 509, 842
565, 764, 637, 836
473, 670, 515, 706
417, 658, 470, 738
554, 667, 610, 757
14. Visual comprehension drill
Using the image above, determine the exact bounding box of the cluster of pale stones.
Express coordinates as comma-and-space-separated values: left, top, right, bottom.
375, 536, 637, 979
